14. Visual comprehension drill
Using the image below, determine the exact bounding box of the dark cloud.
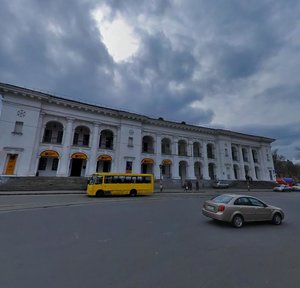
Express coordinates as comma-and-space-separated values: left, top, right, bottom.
259, 85, 300, 105
231, 124, 300, 161
0, 0, 115, 99
0, 0, 300, 160
105, 0, 172, 16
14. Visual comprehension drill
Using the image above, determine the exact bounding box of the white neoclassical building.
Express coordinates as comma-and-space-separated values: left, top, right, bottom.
0, 83, 275, 182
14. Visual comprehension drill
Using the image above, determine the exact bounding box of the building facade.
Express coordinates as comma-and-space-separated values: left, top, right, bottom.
0, 83, 275, 182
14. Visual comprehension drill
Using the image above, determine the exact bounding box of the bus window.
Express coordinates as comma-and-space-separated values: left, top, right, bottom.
112, 175, 118, 183
104, 176, 113, 183
95, 176, 102, 184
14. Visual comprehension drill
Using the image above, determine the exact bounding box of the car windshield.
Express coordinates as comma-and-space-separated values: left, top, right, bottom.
212, 195, 233, 204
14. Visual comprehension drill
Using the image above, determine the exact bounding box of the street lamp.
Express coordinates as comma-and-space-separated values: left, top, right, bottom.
159, 164, 163, 192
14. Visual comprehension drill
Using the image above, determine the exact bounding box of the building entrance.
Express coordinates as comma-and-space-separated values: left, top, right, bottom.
70, 152, 87, 177
5, 154, 18, 175
70, 159, 83, 176
141, 158, 154, 174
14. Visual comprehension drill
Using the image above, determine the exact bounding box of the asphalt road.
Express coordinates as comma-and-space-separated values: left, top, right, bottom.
1, 192, 299, 288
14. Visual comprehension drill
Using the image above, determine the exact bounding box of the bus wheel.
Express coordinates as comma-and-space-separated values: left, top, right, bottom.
130, 189, 137, 197
96, 190, 104, 197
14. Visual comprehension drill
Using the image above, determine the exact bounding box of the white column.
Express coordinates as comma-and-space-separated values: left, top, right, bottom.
57, 118, 74, 176
249, 147, 256, 180
258, 146, 267, 180
29, 112, 45, 176
156, 135, 161, 155
86, 123, 99, 176
238, 146, 246, 179
215, 142, 223, 179
188, 140, 195, 179
154, 135, 161, 179
202, 142, 209, 179
172, 139, 179, 179
114, 127, 122, 172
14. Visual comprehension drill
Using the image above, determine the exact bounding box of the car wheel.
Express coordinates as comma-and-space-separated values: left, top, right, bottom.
232, 215, 244, 228
129, 189, 137, 197
272, 213, 282, 225
96, 190, 104, 197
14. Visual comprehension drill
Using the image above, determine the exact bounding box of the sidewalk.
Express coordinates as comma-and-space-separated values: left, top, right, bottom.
0, 190, 85, 196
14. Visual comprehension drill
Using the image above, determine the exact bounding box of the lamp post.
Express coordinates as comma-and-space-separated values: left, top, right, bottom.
159, 164, 163, 192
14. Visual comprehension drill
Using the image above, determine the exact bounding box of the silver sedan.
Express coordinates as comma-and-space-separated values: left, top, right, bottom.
202, 194, 284, 228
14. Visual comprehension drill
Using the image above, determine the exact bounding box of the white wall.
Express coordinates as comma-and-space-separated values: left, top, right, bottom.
0, 86, 275, 180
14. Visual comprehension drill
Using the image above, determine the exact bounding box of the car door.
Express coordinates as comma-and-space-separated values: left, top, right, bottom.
247, 197, 272, 221
234, 197, 253, 221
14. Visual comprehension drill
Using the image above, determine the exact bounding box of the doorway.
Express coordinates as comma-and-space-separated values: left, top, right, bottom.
5, 154, 18, 175
70, 159, 83, 176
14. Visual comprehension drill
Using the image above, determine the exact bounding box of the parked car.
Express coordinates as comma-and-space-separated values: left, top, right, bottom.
202, 194, 284, 228
273, 184, 292, 192
212, 180, 229, 189
291, 183, 300, 191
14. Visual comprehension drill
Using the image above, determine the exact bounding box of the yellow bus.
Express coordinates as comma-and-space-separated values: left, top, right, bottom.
86, 173, 154, 197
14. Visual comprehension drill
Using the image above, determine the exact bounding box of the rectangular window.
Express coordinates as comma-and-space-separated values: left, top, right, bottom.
13, 121, 23, 134
52, 158, 59, 171
126, 161, 132, 173
128, 137, 133, 147
38, 158, 47, 170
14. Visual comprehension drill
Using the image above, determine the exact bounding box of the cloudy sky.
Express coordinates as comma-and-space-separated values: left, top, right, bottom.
1, 0, 300, 161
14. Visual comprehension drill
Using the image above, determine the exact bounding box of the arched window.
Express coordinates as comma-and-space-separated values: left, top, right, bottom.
142, 136, 154, 153
193, 142, 202, 157
252, 149, 259, 163
255, 166, 260, 180
194, 161, 202, 178
242, 148, 248, 162
231, 146, 238, 161
42, 121, 64, 144
161, 138, 171, 155
207, 143, 215, 159
208, 163, 216, 179
99, 129, 114, 149
233, 164, 239, 179
244, 165, 250, 178
179, 160, 188, 180
178, 140, 187, 156
73, 126, 90, 147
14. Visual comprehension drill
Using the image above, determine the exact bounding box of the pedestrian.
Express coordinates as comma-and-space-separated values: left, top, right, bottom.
160, 182, 163, 192
184, 181, 188, 191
